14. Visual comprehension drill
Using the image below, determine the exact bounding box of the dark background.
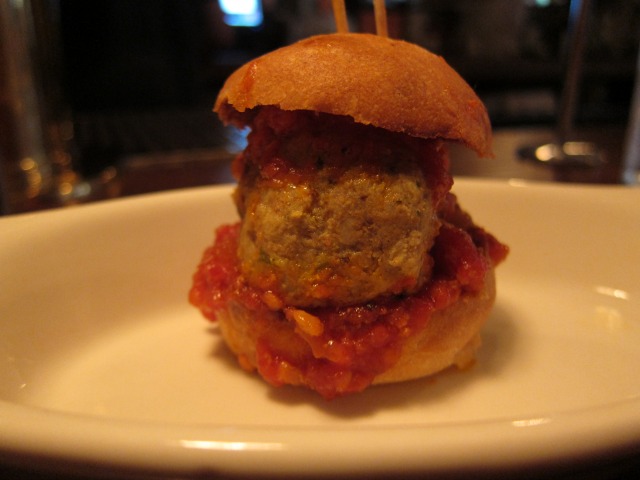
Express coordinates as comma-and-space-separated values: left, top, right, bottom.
52, 0, 639, 175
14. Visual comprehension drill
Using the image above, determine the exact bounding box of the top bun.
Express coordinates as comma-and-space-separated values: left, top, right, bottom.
215, 33, 493, 157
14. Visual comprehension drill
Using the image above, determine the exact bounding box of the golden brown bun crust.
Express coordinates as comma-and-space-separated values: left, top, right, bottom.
215, 33, 493, 158
374, 267, 495, 384
216, 266, 496, 389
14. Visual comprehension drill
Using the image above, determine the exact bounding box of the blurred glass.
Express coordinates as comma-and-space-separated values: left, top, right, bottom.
622, 47, 640, 185
0, 0, 117, 215
0, 0, 54, 213
517, 0, 606, 168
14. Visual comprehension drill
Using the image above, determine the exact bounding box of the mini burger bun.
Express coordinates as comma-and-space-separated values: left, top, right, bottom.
216, 267, 496, 391
373, 268, 495, 384
215, 33, 493, 158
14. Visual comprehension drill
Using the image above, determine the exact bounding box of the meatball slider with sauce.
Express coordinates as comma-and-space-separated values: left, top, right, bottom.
189, 33, 509, 400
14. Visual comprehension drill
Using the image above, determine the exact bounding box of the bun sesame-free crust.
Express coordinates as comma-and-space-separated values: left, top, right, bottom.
373, 268, 495, 384
215, 33, 493, 157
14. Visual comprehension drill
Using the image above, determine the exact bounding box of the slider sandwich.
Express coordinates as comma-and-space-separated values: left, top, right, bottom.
189, 33, 509, 399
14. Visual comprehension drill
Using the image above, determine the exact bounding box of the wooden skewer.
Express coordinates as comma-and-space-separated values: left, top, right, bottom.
373, 0, 388, 37
331, 0, 349, 33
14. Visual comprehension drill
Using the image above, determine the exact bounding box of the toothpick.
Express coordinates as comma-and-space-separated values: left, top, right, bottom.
373, 0, 388, 37
331, 0, 349, 33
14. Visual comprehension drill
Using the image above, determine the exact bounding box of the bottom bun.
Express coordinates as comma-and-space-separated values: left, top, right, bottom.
216, 266, 496, 394
373, 268, 495, 384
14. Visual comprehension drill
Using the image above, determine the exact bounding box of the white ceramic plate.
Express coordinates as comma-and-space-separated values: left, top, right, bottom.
1, 179, 639, 478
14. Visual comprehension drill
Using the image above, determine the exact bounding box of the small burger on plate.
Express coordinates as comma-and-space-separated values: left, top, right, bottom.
189, 32, 508, 399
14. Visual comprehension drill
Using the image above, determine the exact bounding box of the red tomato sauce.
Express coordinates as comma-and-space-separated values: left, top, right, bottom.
237, 107, 455, 204
189, 199, 508, 399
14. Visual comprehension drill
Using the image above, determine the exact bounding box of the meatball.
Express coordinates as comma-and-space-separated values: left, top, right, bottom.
233, 108, 451, 307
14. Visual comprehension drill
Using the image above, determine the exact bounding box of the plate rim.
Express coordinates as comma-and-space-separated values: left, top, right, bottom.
2, 396, 640, 477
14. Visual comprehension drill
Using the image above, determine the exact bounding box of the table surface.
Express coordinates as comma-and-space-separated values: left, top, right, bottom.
1, 124, 634, 216
115, 125, 631, 198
